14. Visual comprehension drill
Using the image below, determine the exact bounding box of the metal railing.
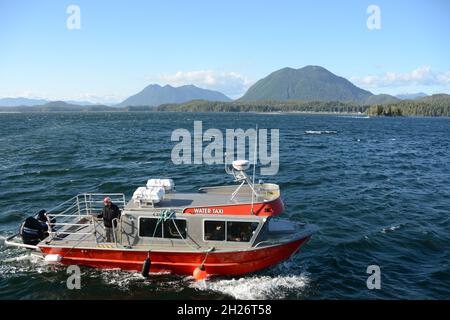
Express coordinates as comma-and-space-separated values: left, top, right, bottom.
45, 193, 126, 244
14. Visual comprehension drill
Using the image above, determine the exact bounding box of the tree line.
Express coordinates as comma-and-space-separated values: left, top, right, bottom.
158, 95, 450, 117
157, 100, 369, 114
367, 95, 450, 117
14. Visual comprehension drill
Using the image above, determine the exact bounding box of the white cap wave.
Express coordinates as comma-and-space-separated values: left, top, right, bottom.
191, 274, 310, 300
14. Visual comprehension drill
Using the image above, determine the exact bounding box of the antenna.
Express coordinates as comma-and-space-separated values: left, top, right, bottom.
251, 124, 258, 214
224, 151, 228, 173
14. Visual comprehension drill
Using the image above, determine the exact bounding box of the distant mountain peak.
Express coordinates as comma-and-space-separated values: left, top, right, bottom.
395, 92, 428, 100
0, 97, 94, 107
302, 65, 327, 71
0, 97, 49, 107
144, 84, 162, 89
117, 84, 231, 107
240, 65, 373, 103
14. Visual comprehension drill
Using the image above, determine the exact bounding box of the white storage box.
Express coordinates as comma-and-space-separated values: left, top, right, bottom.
146, 178, 175, 192
132, 187, 147, 201
132, 186, 165, 205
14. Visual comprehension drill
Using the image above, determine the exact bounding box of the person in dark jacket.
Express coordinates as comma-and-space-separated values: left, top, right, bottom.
97, 197, 121, 242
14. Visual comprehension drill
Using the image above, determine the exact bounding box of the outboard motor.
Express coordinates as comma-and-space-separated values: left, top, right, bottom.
36, 209, 56, 224
19, 210, 50, 246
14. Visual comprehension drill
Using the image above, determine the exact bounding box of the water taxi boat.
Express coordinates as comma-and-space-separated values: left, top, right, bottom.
5, 160, 317, 278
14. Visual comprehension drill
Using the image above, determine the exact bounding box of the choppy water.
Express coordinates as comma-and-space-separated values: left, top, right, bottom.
0, 112, 449, 299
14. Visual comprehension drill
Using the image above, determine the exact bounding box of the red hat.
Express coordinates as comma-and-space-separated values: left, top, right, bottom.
103, 197, 111, 203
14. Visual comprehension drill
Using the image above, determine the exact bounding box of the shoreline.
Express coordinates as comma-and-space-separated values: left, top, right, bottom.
248, 111, 365, 116
0, 110, 364, 116
0, 109, 449, 118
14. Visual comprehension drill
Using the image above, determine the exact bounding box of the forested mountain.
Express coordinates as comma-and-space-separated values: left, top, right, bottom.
239, 66, 373, 103
116, 84, 231, 107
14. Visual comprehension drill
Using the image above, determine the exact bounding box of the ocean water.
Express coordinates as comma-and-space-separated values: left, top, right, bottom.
0, 112, 449, 300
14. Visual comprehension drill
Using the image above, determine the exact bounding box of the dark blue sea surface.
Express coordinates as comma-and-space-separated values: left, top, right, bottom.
0, 112, 449, 299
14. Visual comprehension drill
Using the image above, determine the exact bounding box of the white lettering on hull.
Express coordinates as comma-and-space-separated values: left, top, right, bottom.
193, 208, 224, 214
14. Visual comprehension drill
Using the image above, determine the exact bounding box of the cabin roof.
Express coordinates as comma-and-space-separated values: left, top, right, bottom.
124, 184, 279, 212
125, 191, 256, 210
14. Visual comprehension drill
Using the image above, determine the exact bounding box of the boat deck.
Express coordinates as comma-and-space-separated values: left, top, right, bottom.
125, 192, 259, 211
40, 220, 205, 251
124, 184, 279, 211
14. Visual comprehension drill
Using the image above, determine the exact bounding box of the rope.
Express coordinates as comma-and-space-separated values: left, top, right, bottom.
148, 209, 213, 253
168, 210, 213, 252
146, 210, 168, 256
200, 247, 215, 267
60, 231, 92, 259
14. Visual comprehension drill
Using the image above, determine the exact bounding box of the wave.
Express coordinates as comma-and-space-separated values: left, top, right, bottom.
96, 269, 183, 294
305, 130, 337, 135
0, 251, 48, 278
190, 274, 310, 300
381, 224, 402, 234
342, 116, 370, 119
98, 270, 146, 290
0, 212, 26, 224
2, 252, 43, 264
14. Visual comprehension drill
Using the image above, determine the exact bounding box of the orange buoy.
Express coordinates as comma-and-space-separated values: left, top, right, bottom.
193, 265, 207, 281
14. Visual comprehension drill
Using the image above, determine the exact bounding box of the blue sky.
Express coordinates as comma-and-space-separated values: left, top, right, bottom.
0, 0, 449, 102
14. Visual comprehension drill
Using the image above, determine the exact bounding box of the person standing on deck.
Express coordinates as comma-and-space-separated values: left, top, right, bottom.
97, 197, 121, 242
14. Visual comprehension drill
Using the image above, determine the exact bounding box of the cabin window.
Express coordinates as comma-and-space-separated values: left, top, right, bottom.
163, 219, 187, 239
204, 220, 259, 242
139, 218, 187, 239
204, 221, 225, 241
139, 218, 162, 238
227, 221, 259, 242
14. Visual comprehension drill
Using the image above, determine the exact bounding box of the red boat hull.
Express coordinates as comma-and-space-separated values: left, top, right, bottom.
39, 237, 310, 276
